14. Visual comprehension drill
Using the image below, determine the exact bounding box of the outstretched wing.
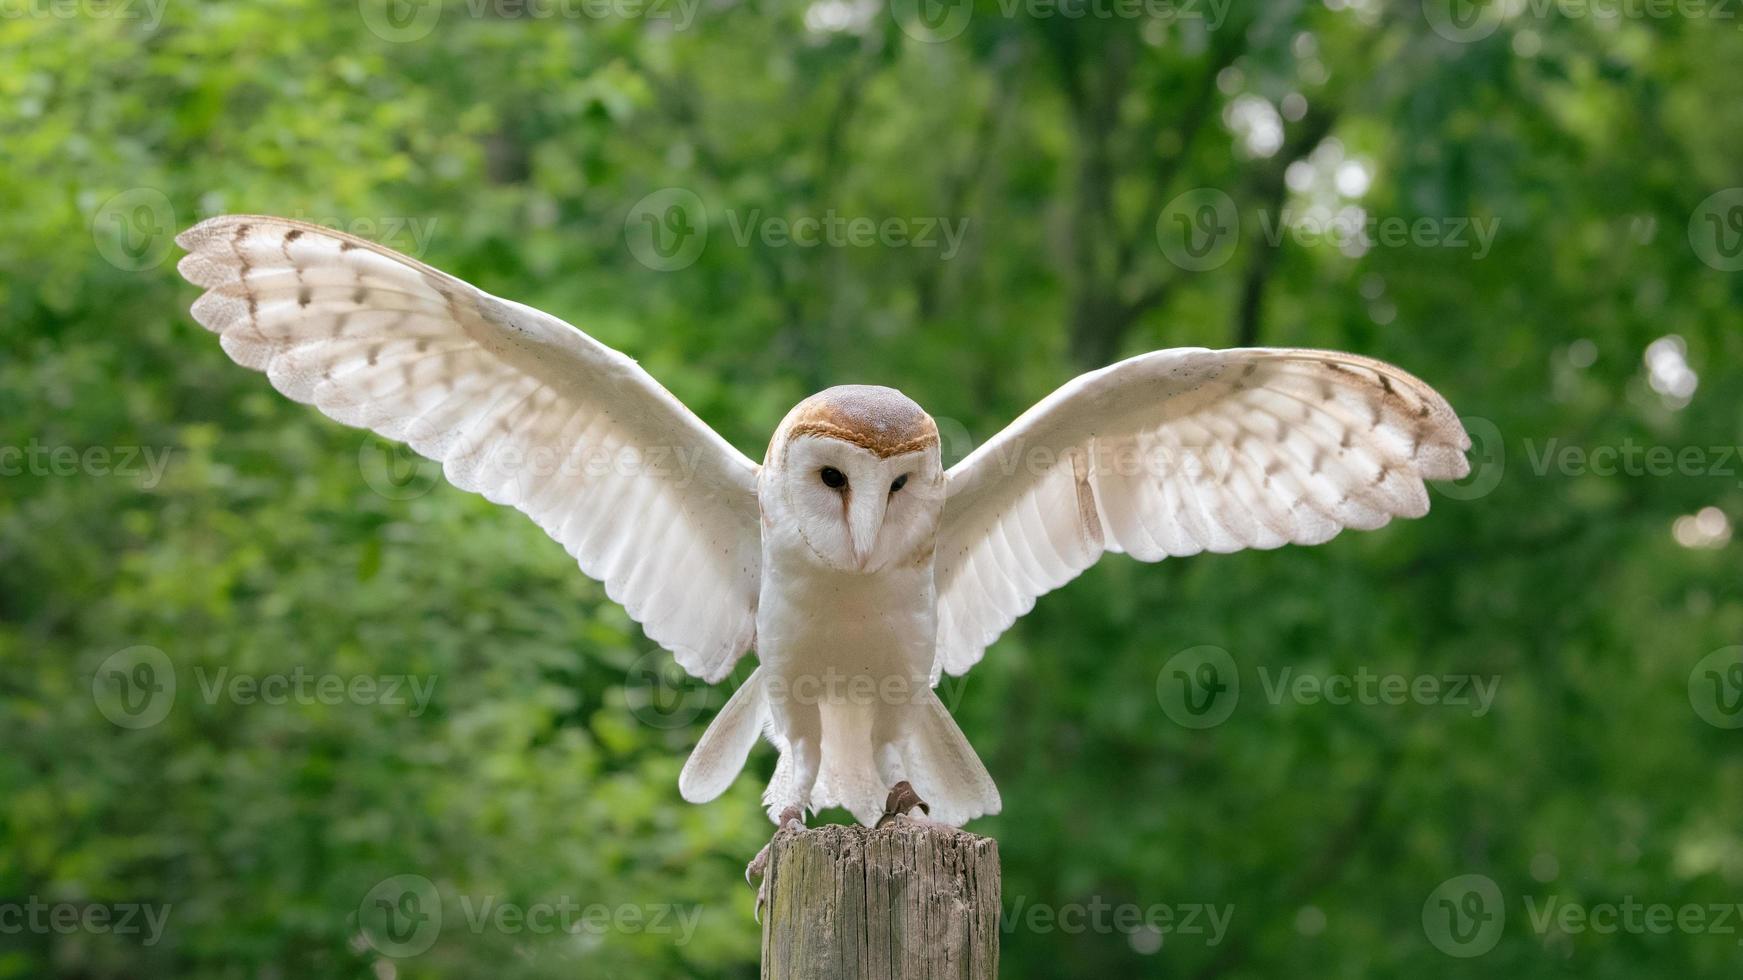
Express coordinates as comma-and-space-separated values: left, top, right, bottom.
934, 347, 1470, 681
178, 215, 761, 682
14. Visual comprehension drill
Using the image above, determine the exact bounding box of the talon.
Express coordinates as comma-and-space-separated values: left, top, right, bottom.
745, 843, 771, 886
746, 804, 807, 918
876, 780, 930, 828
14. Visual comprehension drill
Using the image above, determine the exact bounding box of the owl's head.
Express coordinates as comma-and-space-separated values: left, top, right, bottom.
763, 385, 943, 574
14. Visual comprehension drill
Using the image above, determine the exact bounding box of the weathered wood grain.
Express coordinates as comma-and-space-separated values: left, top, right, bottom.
761, 822, 1000, 980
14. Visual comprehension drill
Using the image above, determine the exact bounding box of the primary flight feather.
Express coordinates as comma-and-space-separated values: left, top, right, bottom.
177, 215, 1471, 841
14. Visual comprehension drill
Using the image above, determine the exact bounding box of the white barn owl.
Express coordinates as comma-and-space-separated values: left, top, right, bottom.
177, 215, 1471, 847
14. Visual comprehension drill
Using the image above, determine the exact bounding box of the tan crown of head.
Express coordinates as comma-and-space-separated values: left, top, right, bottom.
777, 385, 939, 460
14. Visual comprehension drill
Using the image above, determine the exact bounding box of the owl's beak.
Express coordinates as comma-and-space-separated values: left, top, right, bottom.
848, 493, 888, 570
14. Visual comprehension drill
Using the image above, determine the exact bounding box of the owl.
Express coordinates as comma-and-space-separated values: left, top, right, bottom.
177, 216, 1470, 848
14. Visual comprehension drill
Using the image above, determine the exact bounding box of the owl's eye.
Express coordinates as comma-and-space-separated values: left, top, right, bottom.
819, 466, 847, 489
889, 474, 909, 494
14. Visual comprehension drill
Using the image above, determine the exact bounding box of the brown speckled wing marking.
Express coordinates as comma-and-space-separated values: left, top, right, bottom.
932, 347, 1471, 681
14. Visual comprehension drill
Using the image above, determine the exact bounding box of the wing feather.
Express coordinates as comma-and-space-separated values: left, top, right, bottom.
178, 215, 762, 681
934, 347, 1469, 681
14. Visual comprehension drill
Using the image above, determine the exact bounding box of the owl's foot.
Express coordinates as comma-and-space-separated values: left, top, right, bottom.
747, 805, 804, 922
875, 780, 931, 828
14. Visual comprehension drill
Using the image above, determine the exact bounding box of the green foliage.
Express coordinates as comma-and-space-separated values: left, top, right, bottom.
2, 1, 1741, 976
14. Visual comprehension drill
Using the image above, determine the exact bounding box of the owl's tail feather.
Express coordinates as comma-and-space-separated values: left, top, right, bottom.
679, 667, 768, 804
902, 688, 1002, 828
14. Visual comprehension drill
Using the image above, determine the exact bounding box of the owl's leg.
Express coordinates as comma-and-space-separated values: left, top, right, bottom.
764, 692, 822, 825
746, 697, 822, 915
872, 701, 930, 827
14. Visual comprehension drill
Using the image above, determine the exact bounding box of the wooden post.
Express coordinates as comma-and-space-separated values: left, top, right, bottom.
761, 823, 1000, 980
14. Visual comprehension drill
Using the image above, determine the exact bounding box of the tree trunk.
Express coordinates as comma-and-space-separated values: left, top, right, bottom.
761, 823, 1001, 980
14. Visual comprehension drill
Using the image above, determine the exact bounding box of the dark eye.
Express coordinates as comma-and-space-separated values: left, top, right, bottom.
820, 466, 847, 489
889, 474, 909, 494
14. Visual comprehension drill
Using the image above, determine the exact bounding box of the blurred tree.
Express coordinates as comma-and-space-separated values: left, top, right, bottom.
1, 0, 1740, 977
